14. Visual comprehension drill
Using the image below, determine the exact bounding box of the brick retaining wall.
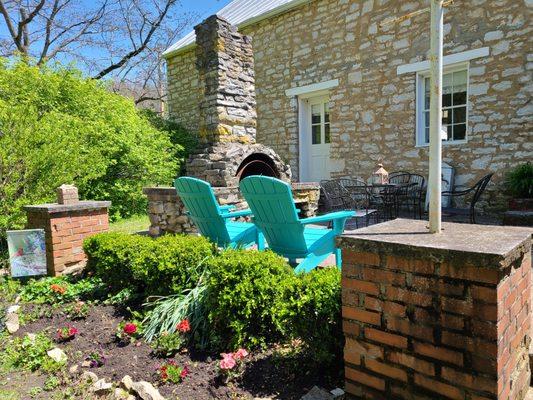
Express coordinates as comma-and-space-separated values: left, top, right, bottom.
338, 219, 532, 400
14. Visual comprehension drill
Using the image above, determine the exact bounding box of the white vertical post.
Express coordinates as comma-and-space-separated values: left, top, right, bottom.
428, 0, 444, 233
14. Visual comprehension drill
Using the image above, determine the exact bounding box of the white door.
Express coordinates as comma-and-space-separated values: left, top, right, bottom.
304, 96, 331, 182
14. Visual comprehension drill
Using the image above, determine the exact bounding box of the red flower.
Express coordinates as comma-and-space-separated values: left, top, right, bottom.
176, 319, 191, 333
50, 284, 66, 295
180, 365, 190, 378
123, 323, 137, 335
68, 327, 79, 336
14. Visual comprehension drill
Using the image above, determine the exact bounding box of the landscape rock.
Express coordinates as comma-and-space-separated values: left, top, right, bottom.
300, 386, 334, 400
81, 371, 99, 384
47, 347, 67, 363
131, 381, 166, 400
81, 360, 92, 368
91, 378, 112, 395
114, 388, 133, 400
7, 305, 21, 314
121, 375, 134, 391
26, 333, 36, 341
330, 388, 345, 399
5, 312, 19, 333
69, 364, 79, 374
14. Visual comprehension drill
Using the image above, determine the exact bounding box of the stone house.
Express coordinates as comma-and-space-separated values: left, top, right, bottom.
164, 0, 532, 211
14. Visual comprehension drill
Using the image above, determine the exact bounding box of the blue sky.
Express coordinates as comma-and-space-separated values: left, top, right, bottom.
0, 0, 233, 72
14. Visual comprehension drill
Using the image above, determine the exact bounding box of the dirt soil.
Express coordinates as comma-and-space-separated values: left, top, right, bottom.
8, 303, 341, 400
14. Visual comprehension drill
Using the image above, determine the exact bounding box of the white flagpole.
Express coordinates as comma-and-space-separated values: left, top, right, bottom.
428, 0, 444, 233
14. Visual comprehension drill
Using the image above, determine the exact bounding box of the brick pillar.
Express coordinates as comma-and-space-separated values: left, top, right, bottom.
24, 187, 110, 275
338, 219, 532, 400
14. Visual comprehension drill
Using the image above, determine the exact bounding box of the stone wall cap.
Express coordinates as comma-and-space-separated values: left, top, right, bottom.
143, 187, 176, 196
24, 201, 111, 214
338, 219, 532, 268
292, 182, 320, 190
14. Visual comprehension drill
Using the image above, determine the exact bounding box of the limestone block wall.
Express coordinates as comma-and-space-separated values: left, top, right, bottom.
166, 0, 532, 212
166, 49, 199, 133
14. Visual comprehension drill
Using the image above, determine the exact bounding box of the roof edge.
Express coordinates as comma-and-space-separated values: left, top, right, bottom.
163, 0, 315, 60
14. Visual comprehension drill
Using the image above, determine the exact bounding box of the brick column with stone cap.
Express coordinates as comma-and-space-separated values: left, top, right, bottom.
25, 185, 110, 276
338, 219, 532, 400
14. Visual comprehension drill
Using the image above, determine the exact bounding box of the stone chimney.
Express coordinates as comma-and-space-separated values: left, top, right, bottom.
194, 15, 257, 145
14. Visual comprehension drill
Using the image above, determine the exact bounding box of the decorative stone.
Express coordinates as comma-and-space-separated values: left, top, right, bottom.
5, 312, 19, 333
47, 348, 67, 363
121, 375, 134, 391
91, 378, 112, 394
330, 388, 345, 399
81, 371, 98, 383
69, 364, 79, 374
300, 386, 333, 400
7, 305, 20, 314
130, 381, 166, 400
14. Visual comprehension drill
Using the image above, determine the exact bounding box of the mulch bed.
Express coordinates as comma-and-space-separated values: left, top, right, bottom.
14, 303, 341, 399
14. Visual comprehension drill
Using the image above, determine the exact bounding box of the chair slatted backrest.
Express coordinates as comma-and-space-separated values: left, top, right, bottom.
320, 180, 350, 211
240, 176, 307, 255
174, 177, 230, 246
472, 173, 494, 204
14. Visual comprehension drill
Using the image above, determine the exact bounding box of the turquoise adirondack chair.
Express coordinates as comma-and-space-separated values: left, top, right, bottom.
175, 177, 264, 249
239, 176, 355, 273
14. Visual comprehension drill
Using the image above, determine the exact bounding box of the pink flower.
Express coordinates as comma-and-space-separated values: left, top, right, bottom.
68, 327, 79, 336
123, 323, 137, 335
233, 348, 248, 361
180, 365, 190, 378
219, 353, 236, 370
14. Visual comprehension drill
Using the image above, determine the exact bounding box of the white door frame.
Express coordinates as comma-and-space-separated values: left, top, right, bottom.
298, 91, 331, 182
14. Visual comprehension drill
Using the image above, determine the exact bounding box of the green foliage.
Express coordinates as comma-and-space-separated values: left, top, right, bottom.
140, 110, 197, 174
0, 60, 178, 244
63, 301, 89, 320
205, 249, 296, 349
151, 332, 186, 357
507, 162, 533, 198
84, 232, 215, 296
0, 275, 21, 304
20, 276, 105, 304
3, 333, 63, 372
289, 268, 342, 363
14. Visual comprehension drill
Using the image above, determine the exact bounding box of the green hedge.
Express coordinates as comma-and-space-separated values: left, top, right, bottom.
83, 232, 215, 295
205, 249, 297, 349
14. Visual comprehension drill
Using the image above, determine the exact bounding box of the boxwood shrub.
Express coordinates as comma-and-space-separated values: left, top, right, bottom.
290, 267, 342, 364
205, 249, 297, 349
83, 232, 215, 296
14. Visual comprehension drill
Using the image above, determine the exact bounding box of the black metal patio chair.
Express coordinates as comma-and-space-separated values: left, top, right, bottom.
338, 178, 378, 228
442, 173, 493, 224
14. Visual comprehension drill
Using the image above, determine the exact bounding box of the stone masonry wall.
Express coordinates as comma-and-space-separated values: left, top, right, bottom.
166, 0, 532, 211
338, 219, 532, 400
166, 49, 199, 133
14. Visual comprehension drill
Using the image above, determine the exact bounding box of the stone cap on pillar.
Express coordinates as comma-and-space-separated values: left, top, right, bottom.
337, 219, 532, 270
24, 201, 111, 215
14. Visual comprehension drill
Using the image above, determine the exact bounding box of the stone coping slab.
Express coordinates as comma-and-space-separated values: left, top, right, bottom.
143, 186, 176, 196
24, 201, 111, 214
338, 219, 532, 270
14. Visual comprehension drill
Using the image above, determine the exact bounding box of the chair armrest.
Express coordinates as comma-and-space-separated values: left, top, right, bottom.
300, 211, 355, 225
219, 205, 236, 214
220, 209, 253, 219
442, 187, 472, 196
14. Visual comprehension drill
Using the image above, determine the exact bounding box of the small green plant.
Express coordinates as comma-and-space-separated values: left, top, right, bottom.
116, 321, 141, 344
56, 326, 78, 342
158, 360, 189, 384
29, 386, 43, 397
4, 333, 64, 372
44, 375, 60, 391
85, 350, 106, 368
217, 349, 249, 384
151, 319, 190, 357
507, 162, 533, 198
20, 276, 104, 304
63, 301, 89, 319
0, 276, 21, 303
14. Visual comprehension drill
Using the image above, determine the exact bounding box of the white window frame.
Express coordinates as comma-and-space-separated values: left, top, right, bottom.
415, 62, 470, 147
